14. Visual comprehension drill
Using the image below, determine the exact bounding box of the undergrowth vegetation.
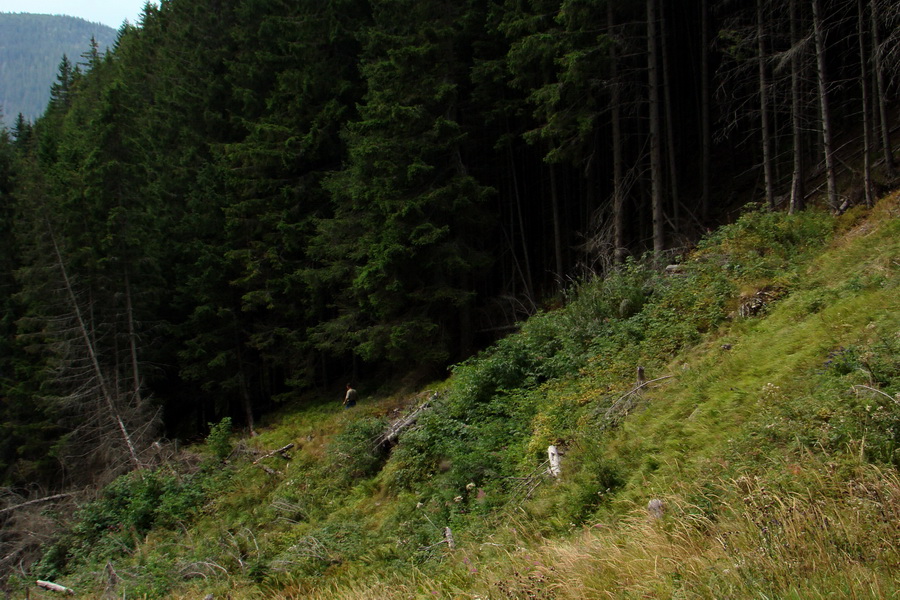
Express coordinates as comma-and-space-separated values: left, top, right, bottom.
16, 195, 900, 598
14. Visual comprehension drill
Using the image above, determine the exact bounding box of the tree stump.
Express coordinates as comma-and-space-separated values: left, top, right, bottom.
548, 445, 561, 477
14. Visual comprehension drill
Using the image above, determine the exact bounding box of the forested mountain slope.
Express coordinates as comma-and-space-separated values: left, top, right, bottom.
0, 13, 117, 122
0, 2, 898, 592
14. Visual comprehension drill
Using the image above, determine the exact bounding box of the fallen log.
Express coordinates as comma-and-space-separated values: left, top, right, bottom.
373, 394, 436, 449
251, 443, 294, 465
36, 580, 74, 595
0, 493, 75, 516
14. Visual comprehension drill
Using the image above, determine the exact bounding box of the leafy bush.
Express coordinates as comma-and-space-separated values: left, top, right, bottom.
327, 416, 388, 481
34, 467, 216, 578
207, 417, 233, 460
694, 205, 833, 282
381, 423, 443, 492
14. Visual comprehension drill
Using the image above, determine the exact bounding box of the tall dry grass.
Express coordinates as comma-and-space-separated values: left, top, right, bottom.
255, 463, 899, 599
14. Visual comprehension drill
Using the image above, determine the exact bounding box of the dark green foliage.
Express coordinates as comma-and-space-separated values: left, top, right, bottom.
310, 0, 494, 366
327, 416, 388, 480
219, 0, 368, 391
34, 467, 220, 579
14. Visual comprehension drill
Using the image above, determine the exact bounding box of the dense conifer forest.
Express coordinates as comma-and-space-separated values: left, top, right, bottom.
0, 0, 898, 499
0, 13, 117, 122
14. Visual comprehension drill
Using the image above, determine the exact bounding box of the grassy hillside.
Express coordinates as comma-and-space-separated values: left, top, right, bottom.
11, 193, 900, 598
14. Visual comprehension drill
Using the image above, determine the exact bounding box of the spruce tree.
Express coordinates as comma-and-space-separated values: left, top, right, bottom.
312, 0, 492, 365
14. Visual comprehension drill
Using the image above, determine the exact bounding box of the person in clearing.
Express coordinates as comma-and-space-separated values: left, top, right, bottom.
343, 383, 358, 409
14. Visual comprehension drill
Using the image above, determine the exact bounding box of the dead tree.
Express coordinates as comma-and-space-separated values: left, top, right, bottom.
858, 0, 874, 207
758, 0, 776, 209
789, 0, 807, 213
47, 222, 141, 470
812, 0, 839, 210
13, 202, 157, 481
871, 0, 895, 176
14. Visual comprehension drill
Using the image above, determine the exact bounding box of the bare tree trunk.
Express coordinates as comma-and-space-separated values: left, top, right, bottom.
648, 0, 665, 258
506, 132, 535, 304
609, 2, 626, 264
47, 222, 141, 469
871, 0, 895, 176
858, 0, 874, 207
123, 269, 143, 406
660, 0, 679, 229
701, 0, 712, 220
549, 164, 564, 282
233, 326, 256, 436
812, 0, 839, 210
790, 0, 806, 213
758, 0, 776, 209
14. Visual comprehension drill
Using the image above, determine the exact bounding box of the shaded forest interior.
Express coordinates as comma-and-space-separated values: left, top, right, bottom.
0, 0, 898, 488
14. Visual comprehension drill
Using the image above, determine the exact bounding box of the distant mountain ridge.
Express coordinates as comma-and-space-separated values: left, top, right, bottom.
0, 13, 117, 124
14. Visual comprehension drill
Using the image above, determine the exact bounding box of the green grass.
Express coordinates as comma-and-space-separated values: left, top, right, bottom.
20, 192, 900, 599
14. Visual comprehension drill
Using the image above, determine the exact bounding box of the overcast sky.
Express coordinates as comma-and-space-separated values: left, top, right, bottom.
0, 0, 152, 29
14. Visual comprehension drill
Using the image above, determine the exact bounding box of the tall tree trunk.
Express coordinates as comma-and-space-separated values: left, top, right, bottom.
871, 0, 895, 176
858, 0, 874, 207
660, 0, 679, 229
812, 0, 839, 210
549, 164, 564, 283
506, 131, 535, 304
790, 0, 806, 213
647, 0, 665, 258
233, 324, 256, 436
701, 0, 711, 220
758, 0, 776, 209
123, 269, 143, 407
609, 2, 626, 264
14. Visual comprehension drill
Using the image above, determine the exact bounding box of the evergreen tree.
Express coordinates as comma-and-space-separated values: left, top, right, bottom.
221, 0, 368, 391
311, 0, 493, 366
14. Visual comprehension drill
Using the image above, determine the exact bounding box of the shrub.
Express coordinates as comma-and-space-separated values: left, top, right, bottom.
381, 424, 442, 492
694, 205, 833, 282
327, 416, 388, 481
34, 468, 215, 578
207, 417, 233, 461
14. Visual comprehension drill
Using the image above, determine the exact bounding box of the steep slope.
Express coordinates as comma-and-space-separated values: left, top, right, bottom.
11, 193, 900, 598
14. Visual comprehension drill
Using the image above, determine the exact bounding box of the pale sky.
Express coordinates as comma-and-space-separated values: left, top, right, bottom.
0, 0, 152, 29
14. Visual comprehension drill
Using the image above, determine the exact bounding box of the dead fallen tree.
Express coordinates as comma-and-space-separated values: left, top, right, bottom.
251, 443, 294, 465
252, 443, 295, 477
0, 493, 76, 517
597, 373, 676, 430
372, 393, 437, 450
36, 580, 74, 595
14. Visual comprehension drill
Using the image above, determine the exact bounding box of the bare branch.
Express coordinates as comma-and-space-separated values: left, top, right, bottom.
0, 493, 75, 516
